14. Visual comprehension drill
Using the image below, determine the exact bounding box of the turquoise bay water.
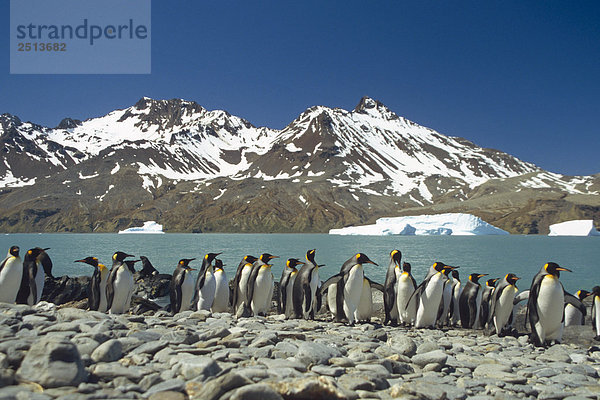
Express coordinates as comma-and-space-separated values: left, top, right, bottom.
1, 233, 598, 294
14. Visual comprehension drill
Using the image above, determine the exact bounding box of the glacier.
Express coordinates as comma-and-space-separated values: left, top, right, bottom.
118, 221, 164, 234
548, 220, 600, 236
329, 213, 509, 236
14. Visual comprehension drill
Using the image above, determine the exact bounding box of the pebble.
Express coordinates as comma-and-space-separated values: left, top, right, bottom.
0, 302, 597, 400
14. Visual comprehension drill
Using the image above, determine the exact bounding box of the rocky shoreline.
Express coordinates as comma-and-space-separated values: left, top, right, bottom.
0, 301, 599, 400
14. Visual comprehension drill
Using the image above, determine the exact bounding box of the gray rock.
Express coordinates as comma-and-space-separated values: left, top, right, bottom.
311, 365, 345, 377
229, 383, 284, 400
268, 376, 358, 400
186, 372, 251, 400
411, 350, 448, 367
16, 336, 86, 388
0, 386, 53, 400
91, 363, 147, 382
177, 356, 221, 381
143, 379, 185, 398
387, 335, 417, 357
91, 339, 123, 363
296, 342, 343, 366
417, 341, 440, 354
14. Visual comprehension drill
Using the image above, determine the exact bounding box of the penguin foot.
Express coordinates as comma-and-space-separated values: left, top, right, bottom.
593, 336, 600, 342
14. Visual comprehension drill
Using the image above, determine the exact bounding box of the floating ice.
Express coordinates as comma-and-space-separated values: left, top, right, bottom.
548, 220, 600, 237
329, 213, 508, 236
118, 221, 164, 234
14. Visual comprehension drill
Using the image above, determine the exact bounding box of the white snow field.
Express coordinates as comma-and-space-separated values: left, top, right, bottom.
548, 220, 600, 236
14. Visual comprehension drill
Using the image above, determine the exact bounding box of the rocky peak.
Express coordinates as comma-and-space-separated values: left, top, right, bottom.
56, 118, 82, 130
0, 113, 23, 132
353, 96, 399, 120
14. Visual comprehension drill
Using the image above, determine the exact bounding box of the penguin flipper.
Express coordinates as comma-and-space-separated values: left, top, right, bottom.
406, 278, 428, 311
90, 269, 101, 311
246, 265, 260, 311
527, 274, 544, 346
15, 265, 30, 305
303, 282, 312, 313
28, 264, 38, 304
320, 275, 342, 295
366, 278, 384, 293
105, 267, 117, 312
0, 256, 9, 275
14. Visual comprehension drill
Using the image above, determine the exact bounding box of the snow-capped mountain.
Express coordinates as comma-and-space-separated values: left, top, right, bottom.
0, 97, 598, 233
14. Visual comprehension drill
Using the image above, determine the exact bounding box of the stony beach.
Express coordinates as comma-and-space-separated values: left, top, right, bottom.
0, 300, 599, 400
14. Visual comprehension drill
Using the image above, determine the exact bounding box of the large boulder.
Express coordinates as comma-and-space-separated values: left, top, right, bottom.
16, 336, 87, 388
41, 275, 90, 305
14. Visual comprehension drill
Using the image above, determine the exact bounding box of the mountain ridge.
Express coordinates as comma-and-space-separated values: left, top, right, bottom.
0, 96, 598, 234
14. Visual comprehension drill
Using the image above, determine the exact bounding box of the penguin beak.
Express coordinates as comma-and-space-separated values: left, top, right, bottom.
366, 260, 378, 266
43, 248, 51, 251
74, 259, 85, 263
477, 274, 488, 278
556, 267, 572, 272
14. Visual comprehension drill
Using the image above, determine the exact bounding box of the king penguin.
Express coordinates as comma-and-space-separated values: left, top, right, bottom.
0, 246, 22, 303
412, 262, 453, 329
106, 251, 138, 314
479, 278, 499, 329
383, 250, 402, 325
527, 262, 571, 347
488, 273, 520, 335
449, 270, 462, 326
230, 255, 258, 315
335, 253, 378, 325
591, 286, 600, 340
279, 258, 303, 318
75, 257, 109, 312
437, 268, 455, 327
564, 290, 589, 326
17, 247, 51, 306
397, 261, 417, 326
212, 259, 229, 313
247, 253, 277, 316
459, 273, 487, 329
195, 252, 221, 311
170, 258, 196, 314
291, 249, 320, 319
355, 277, 384, 322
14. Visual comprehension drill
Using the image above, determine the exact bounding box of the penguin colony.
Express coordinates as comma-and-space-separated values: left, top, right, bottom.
1, 246, 598, 347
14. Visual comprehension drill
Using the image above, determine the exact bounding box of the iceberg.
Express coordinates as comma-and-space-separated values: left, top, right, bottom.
118, 221, 164, 234
548, 220, 600, 237
329, 213, 508, 236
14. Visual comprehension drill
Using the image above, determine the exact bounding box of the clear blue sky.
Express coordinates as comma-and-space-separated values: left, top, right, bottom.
2, 1, 599, 176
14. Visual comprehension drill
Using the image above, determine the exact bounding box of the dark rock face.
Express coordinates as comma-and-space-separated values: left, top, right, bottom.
41, 275, 90, 305
133, 272, 172, 299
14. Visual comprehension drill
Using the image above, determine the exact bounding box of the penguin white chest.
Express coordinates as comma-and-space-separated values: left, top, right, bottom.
306, 268, 320, 314
494, 285, 517, 333
28, 261, 46, 305
593, 296, 600, 336
285, 272, 297, 316
343, 264, 364, 324
536, 275, 565, 340
564, 303, 582, 326
111, 266, 133, 314
415, 273, 444, 328
197, 269, 216, 311
238, 266, 252, 307
98, 270, 109, 312
212, 270, 229, 313
397, 273, 416, 323
179, 271, 195, 312
0, 257, 22, 303
356, 279, 373, 321
251, 267, 273, 316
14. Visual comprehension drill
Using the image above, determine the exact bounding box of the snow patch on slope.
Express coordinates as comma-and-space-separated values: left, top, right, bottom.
548, 220, 600, 236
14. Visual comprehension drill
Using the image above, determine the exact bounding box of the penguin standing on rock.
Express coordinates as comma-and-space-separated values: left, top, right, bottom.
591, 286, 600, 340
279, 258, 303, 318
479, 278, 499, 329
195, 252, 221, 311
335, 253, 378, 325
488, 273, 520, 335
170, 258, 196, 314
106, 251, 137, 314
527, 262, 571, 347
230, 255, 257, 315
248, 253, 278, 316
397, 262, 417, 326
355, 277, 384, 322
291, 249, 320, 319
212, 259, 229, 313
0, 246, 22, 303
449, 270, 462, 326
564, 290, 589, 326
459, 273, 487, 329
17, 247, 51, 306
412, 262, 454, 329
383, 250, 402, 325
75, 257, 109, 312
437, 268, 455, 327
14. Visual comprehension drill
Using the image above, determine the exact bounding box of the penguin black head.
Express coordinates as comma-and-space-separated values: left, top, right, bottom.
468, 273, 487, 283
544, 262, 571, 277
214, 259, 224, 271
505, 273, 520, 286
390, 250, 402, 265
451, 270, 460, 280
402, 262, 412, 273
486, 278, 499, 288
75, 256, 100, 267
306, 249, 317, 264
432, 262, 446, 272
286, 258, 304, 269
576, 289, 591, 300
204, 253, 222, 264
178, 258, 196, 268
592, 286, 600, 297
113, 251, 134, 263
124, 259, 140, 273
25, 247, 46, 261
9, 246, 19, 257
243, 255, 258, 264
355, 253, 378, 266
259, 253, 278, 263
442, 268, 453, 277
